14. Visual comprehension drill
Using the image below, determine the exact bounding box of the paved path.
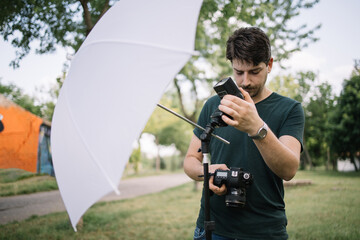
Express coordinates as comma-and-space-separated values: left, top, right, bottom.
0, 173, 192, 225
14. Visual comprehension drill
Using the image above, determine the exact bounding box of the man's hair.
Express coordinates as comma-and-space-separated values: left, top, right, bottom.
226, 27, 271, 66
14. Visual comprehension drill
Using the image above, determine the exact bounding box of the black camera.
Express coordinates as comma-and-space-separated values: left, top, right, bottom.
213, 167, 253, 208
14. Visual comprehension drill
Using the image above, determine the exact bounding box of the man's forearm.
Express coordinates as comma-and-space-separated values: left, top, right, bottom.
184, 156, 204, 181
253, 129, 300, 181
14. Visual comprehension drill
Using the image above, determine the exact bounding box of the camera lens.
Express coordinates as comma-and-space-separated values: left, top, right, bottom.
243, 173, 250, 180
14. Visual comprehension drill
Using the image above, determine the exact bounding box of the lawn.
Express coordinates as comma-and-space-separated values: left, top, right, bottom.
0, 170, 359, 239
0, 168, 58, 196
286, 170, 360, 240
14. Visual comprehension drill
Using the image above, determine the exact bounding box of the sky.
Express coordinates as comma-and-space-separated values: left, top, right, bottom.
1, 0, 359, 99
274, 0, 360, 95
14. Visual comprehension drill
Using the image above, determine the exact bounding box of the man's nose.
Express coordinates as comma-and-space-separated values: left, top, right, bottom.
243, 72, 250, 86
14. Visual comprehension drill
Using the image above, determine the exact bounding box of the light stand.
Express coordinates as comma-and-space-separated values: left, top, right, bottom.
156, 103, 229, 240
199, 122, 216, 240
157, 77, 243, 239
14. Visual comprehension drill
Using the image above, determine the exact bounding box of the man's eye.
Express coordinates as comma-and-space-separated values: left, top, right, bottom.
236, 71, 243, 75
251, 71, 260, 75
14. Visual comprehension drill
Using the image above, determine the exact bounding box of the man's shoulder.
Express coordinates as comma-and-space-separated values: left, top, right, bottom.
201, 95, 221, 110
269, 92, 299, 104
205, 95, 221, 104
262, 92, 301, 109
258, 92, 304, 123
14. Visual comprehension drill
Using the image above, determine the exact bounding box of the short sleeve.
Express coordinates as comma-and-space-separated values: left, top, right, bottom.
278, 102, 305, 151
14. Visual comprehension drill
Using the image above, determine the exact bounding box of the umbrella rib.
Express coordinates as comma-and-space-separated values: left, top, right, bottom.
62, 90, 121, 195
79, 39, 199, 56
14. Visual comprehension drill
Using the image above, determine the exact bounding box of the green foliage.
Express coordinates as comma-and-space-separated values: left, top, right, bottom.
177, 0, 321, 119
268, 70, 316, 103
1, 0, 320, 121
0, 79, 43, 116
0, 0, 113, 68
143, 92, 193, 160
0, 70, 64, 121
40, 73, 65, 121
158, 120, 193, 157
329, 74, 360, 169
1, 0, 79, 68
268, 74, 300, 99
305, 82, 336, 166
129, 144, 141, 174
268, 71, 337, 168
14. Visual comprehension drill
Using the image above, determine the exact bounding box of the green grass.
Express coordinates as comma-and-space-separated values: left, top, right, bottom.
0, 169, 58, 196
0, 168, 183, 197
286, 170, 360, 240
0, 170, 359, 239
0, 168, 182, 197
0, 168, 36, 183
0, 183, 201, 240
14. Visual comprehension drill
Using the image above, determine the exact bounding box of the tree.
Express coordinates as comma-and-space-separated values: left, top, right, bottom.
157, 120, 193, 159
142, 94, 181, 171
351, 59, 360, 77
330, 73, 360, 171
129, 143, 141, 174
1, 0, 111, 68
176, 0, 321, 122
142, 89, 194, 171
39, 71, 66, 121
304, 82, 336, 169
1, 0, 320, 119
0, 78, 43, 116
0, 70, 65, 121
268, 71, 318, 169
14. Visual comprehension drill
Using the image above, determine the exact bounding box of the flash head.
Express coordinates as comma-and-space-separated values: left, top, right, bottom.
214, 77, 244, 99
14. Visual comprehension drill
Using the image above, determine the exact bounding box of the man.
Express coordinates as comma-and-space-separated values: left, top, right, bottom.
184, 27, 304, 239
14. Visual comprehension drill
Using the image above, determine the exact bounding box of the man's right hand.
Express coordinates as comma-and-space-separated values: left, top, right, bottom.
209, 164, 229, 196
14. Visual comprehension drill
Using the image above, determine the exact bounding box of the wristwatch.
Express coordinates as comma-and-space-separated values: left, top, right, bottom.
248, 122, 268, 140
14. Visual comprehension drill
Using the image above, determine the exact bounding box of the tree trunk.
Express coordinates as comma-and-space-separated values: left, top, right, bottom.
350, 154, 359, 172
302, 145, 313, 169
79, 0, 94, 35
326, 146, 330, 171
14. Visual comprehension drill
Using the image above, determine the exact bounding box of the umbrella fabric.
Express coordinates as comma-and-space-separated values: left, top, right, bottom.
51, 0, 203, 231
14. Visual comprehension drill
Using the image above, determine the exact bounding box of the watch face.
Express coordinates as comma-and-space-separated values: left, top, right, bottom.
259, 128, 267, 138
248, 123, 268, 139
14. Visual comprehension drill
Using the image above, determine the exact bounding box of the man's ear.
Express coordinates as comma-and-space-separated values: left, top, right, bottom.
267, 58, 274, 73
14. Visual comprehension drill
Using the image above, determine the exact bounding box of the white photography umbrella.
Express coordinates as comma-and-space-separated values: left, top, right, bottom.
51, 0, 203, 230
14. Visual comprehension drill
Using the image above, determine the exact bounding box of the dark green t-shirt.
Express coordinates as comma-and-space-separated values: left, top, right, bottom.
194, 92, 305, 239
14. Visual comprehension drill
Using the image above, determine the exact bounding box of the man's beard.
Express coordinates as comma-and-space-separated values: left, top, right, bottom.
241, 78, 267, 98
242, 85, 262, 98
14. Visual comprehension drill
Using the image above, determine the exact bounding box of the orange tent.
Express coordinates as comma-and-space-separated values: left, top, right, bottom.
0, 94, 44, 172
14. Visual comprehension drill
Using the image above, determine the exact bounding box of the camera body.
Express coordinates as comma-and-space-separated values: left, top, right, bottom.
213, 167, 253, 208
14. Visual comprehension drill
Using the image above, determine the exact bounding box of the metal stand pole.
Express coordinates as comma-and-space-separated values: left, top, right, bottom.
200, 127, 215, 240
202, 153, 214, 240
155, 103, 231, 240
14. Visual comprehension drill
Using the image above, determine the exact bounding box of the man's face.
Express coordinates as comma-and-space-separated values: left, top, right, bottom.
232, 58, 273, 100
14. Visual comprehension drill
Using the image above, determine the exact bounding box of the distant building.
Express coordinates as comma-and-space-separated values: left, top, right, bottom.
0, 94, 54, 176
337, 158, 360, 172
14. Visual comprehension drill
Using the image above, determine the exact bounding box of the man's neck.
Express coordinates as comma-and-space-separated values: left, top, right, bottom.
253, 87, 273, 104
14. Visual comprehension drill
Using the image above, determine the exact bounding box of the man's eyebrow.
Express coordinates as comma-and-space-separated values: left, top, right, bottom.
233, 66, 263, 72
